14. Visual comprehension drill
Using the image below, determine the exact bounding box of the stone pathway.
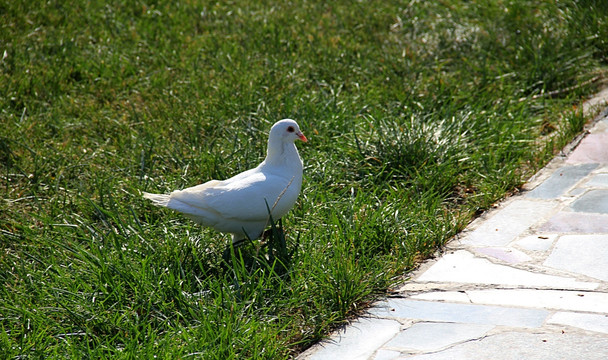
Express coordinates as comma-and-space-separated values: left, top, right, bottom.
299, 90, 608, 360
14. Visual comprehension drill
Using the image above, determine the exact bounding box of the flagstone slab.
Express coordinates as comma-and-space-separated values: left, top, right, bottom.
382, 322, 494, 353
372, 350, 402, 360
567, 132, 608, 164
585, 173, 608, 187
406, 332, 608, 360
416, 250, 597, 290
526, 163, 597, 199
549, 312, 608, 334
540, 212, 608, 233
369, 299, 549, 328
300, 318, 402, 360
544, 235, 608, 281
570, 189, 608, 214
513, 234, 556, 251
459, 200, 557, 246
414, 289, 608, 313
474, 247, 532, 264
411, 291, 471, 303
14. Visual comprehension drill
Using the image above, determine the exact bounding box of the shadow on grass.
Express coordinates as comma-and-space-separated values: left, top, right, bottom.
222, 217, 299, 284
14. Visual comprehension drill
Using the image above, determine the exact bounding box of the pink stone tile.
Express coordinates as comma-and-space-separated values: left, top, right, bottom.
566, 132, 608, 164
540, 212, 608, 233
475, 247, 532, 264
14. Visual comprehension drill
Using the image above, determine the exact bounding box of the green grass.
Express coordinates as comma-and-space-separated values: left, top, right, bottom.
1, 0, 608, 358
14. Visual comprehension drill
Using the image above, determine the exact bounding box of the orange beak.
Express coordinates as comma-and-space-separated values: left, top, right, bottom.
297, 131, 308, 142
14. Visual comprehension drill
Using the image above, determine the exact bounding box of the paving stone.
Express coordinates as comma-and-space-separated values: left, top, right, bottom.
411, 291, 472, 303
526, 163, 598, 199
459, 200, 557, 246
369, 299, 549, 328
372, 349, 402, 360
585, 173, 608, 187
571, 189, 608, 214
414, 289, 608, 313
405, 332, 608, 360
544, 235, 608, 281
397, 282, 446, 293
474, 247, 532, 264
548, 312, 608, 334
589, 121, 608, 134
540, 212, 608, 233
569, 187, 587, 196
411, 292, 472, 303
416, 250, 598, 290
469, 289, 608, 313
382, 322, 494, 353
567, 132, 608, 164
298, 318, 401, 360
513, 234, 556, 251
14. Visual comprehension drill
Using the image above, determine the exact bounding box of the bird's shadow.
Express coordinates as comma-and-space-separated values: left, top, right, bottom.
220, 219, 299, 278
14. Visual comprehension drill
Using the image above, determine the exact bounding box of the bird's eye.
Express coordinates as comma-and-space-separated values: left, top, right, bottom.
287, 126, 295, 133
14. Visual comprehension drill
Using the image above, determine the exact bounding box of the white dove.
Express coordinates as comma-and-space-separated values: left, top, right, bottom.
143, 119, 307, 243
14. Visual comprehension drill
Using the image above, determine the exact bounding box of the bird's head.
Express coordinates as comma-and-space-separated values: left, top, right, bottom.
270, 119, 308, 143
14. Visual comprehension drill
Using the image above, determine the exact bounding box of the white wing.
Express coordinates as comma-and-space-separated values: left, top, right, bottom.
167, 170, 297, 223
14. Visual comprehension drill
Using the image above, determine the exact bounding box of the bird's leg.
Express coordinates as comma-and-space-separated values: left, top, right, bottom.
232, 238, 248, 248
222, 238, 250, 265
261, 228, 273, 241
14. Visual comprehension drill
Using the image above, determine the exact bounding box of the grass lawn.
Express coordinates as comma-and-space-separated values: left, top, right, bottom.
2, 0, 608, 358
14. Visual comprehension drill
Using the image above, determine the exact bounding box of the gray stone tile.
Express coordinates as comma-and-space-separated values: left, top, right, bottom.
549, 312, 608, 334
526, 163, 598, 199
415, 250, 597, 290
540, 212, 608, 233
571, 189, 608, 214
460, 200, 557, 246
298, 318, 401, 360
382, 322, 494, 353
406, 332, 608, 360
586, 173, 608, 187
544, 235, 608, 281
369, 299, 549, 328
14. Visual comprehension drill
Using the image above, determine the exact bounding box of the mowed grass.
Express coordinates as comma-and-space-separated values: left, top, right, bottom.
1, 0, 608, 358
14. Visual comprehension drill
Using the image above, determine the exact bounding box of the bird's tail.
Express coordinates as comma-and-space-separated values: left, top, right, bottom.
142, 192, 171, 207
